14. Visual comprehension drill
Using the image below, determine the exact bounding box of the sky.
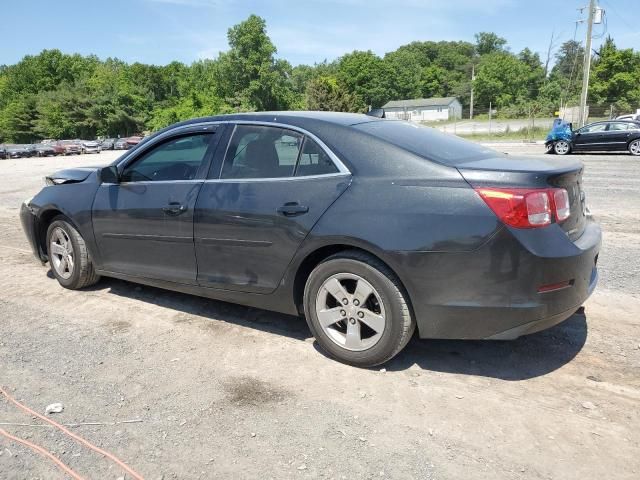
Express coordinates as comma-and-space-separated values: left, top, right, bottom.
0, 0, 638, 67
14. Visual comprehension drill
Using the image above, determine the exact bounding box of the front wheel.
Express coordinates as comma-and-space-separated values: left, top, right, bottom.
303, 251, 415, 367
629, 139, 640, 156
46, 217, 100, 289
554, 140, 571, 155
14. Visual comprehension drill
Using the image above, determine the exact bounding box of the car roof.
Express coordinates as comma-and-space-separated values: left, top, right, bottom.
170, 111, 382, 130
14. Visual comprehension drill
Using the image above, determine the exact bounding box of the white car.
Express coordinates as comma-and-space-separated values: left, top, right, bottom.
81, 140, 102, 154
616, 113, 640, 121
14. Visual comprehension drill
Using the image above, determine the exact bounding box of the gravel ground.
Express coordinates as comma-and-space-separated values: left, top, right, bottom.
0, 147, 639, 480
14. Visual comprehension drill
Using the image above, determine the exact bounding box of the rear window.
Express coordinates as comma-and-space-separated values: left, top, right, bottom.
354, 121, 498, 166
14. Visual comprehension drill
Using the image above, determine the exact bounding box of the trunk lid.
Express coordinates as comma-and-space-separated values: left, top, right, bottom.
457, 155, 587, 240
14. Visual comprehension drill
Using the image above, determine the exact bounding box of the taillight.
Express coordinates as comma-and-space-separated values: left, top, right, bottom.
552, 189, 570, 222
476, 187, 570, 229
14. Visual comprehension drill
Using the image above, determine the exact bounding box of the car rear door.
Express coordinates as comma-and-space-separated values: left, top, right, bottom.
194, 122, 351, 293
92, 124, 222, 284
602, 122, 633, 150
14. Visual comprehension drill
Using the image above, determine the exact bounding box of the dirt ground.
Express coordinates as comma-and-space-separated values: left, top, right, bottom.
0, 146, 638, 480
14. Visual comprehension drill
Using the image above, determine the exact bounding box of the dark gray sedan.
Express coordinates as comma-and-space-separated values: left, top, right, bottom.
20, 112, 601, 366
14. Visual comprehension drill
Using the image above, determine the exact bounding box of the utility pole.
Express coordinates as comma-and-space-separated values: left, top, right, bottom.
469, 65, 475, 120
578, 0, 596, 127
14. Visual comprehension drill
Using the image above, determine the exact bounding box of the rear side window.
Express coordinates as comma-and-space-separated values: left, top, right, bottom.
221, 125, 302, 179
607, 122, 630, 131
354, 121, 496, 166
295, 138, 339, 176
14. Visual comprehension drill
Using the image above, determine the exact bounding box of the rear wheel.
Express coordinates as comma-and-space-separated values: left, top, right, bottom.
46, 217, 100, 289
303, 251, 415, 367
629, 139, 640, 156
554, 140, 571, 155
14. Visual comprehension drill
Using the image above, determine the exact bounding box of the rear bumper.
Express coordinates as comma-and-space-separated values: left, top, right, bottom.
20, 201, 45, 263
395, 220, 601, 339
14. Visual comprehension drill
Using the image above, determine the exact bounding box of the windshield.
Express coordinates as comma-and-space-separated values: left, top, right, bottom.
354, 120, 498, 166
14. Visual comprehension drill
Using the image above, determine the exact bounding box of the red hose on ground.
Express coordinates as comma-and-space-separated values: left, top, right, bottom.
0, 386, 144, 480
0, 427, 87, 480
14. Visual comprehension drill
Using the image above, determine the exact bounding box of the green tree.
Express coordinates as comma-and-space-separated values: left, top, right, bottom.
474, 32, 507, 56
305, 76, 358, 111
214, 14, 295, 111
473, 52, 531, 108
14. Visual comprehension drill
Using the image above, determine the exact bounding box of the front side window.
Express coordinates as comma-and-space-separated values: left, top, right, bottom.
221, 125, 302, 179
580, 124, 607, 134
121, 133, 213, 182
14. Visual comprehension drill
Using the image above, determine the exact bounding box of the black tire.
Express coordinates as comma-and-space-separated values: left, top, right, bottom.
628, 139, 640, 156
554, 140, 571, 155
303, 251, 415, 367
46, 217, 100, 289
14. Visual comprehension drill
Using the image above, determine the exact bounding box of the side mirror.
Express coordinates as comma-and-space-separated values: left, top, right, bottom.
99, 165, 119, 184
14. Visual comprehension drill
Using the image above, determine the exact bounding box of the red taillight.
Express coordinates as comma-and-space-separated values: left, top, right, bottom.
476, 187, 570, 229
552, 188, 570, 222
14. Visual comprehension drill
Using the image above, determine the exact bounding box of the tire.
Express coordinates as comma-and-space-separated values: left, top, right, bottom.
554, 140, 571, 155
629, 139, 640, 156
46, 217, 100, 290
303, 251, 415, 367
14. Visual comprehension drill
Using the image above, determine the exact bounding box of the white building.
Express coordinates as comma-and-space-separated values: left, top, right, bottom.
382, 97, 462, 122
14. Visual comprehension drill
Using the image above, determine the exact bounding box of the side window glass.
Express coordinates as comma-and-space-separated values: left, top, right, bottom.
220, 125, 302, 179
295, 137, 339, 177
581, 124, 606, 133
121, 134, 213, 182
608, 123, 629, 131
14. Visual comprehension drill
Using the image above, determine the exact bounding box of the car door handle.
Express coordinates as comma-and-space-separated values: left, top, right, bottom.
277, 202, 309, 217
162, 203, 188, 216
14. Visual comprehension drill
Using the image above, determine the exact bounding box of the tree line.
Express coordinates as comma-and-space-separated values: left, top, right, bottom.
1, 14, 639, 143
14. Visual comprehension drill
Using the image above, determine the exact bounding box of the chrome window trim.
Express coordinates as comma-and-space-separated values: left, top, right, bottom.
115, 122, 223, 169
114, 119, 352, 183
203, 172, 351, 184
104, 179, 204, 186
224, 120, 350, 176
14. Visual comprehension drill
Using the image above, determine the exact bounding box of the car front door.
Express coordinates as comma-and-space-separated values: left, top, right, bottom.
572, 123, 607, 150
194, 123, 351, 293
92, 125, 221, 284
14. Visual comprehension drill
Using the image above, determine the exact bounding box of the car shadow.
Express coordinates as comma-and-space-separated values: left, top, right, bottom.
49, 271, 587, 380
385, 310, 588, 380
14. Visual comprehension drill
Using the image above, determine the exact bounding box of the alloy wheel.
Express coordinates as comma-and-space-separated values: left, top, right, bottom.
315, 273, 386, 351
555, 141, 570, 155
630, 140, 640, 156
50, 227, 74, 279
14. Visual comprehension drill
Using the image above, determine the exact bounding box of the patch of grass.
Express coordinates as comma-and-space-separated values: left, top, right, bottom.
457, 126, 548, 142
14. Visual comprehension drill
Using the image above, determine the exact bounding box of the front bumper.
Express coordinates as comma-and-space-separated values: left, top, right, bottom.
396, 220, 601, 339
20, 201, 45, 263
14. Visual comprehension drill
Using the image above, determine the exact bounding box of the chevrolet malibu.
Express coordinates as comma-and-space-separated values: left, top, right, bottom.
20, 112, 601, 367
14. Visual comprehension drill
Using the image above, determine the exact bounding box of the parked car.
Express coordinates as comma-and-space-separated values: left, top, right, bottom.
616, 113, 640, 121
0, 145, 6, 160
545, 119, 640, 155
81, 140, 102, 154
100, 138, 115, 150
126, 136, 143, 148
34, 143, 57, 157
114, 138, 128, 150
6, 144, 34, 158
53, 140, 82, 156
20, 112, 601, 367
